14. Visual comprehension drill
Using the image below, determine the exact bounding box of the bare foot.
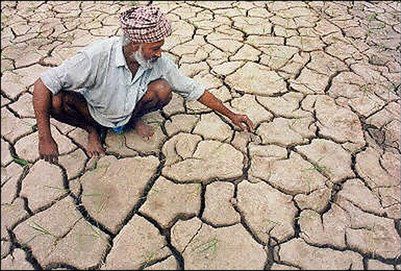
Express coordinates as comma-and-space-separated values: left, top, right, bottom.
134, 119, 154, 140
87, 129, 105, 157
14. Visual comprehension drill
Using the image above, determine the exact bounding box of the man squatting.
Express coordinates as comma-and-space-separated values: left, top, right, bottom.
33, 5, 254, 164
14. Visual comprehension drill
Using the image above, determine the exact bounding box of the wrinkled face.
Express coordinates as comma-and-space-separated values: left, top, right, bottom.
139, 39, 164, 62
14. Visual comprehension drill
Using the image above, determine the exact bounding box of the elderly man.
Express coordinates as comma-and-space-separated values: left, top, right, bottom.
33, 5, 254, 163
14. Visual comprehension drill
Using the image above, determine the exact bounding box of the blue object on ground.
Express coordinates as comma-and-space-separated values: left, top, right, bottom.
112, 125, 125, 135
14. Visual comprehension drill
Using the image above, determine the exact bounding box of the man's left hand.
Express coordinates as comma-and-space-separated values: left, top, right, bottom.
230, 114, 255, 132
197, 90, 255, 132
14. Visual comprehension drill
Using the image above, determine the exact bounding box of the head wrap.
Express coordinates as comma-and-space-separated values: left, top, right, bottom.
120, 5, 172, 44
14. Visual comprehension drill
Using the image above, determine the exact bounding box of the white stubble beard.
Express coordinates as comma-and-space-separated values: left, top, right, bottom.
132, 46, 156, 69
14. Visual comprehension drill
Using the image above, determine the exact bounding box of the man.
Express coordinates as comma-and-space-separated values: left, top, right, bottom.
33, 5, 254, 164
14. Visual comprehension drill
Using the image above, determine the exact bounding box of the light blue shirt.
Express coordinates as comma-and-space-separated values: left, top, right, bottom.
40, 37, 205, 128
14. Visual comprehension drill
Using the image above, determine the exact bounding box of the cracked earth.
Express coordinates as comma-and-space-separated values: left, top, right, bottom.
1, 1, 401, 270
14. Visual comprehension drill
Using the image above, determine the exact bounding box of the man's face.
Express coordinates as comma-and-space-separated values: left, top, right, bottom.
140, 39, 164, 62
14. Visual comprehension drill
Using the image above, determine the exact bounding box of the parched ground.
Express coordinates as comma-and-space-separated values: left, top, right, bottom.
1, 1, 400, 270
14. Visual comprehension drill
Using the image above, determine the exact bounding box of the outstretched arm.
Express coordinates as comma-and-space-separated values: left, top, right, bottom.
33, 78, 59, 163
197, 90, 254, 132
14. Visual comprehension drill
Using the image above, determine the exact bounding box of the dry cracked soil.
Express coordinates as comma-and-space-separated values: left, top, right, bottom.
1, 1, 401, 270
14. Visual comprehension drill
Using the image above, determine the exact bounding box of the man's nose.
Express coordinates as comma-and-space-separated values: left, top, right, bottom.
155, 50, 162, 58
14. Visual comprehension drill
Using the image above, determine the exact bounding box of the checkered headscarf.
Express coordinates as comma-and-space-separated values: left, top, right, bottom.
120, 5, 172, 43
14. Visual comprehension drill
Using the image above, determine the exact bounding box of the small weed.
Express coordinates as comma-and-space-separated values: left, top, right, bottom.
27, 221, 58, 245
1, 14, 10, 25
74, 223, 109, 251
289, 116, 305, 129
366, 28, 374, 39
145, 120, 163, 126
43, 185, 68, 193
129, 1, 138, 6
266, 172, 278, 184
25, 6, 36, 13
295, 210, 318, 222
11, 155, 29, 167
88, 223, 110, 245
192, 237, 219, 255
365, 223, 380, 258
95, 193, 110, 213
142, 250, 157, 268
29, 221, 56, 237
334, 117, 360, 128
81, 192, 102, 197
303, 156, 331, 176
367, 13, 377, 22
262, 218, 282, 234
303, 177, 313, 193
300, 36, 305, 51
263, 45, 288, 62
209, 142, 226, 158
90, 162, 110, 180
327, 61, 339, 72
375, 43, 387, 51
294, 212, 319, 239
59, 33, 74, 43
146, 187, 161, 199
264, 218, 282, 226
188, 184, 201, 199
82, 192, 110, 213
376, 22, 385, 29
360, 84, 374, 95
303, 156, 331, 180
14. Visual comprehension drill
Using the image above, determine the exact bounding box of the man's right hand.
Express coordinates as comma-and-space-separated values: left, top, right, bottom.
39, 137, 59, 164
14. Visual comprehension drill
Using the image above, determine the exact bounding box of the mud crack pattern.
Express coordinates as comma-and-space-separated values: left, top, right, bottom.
1, 1, 400, 270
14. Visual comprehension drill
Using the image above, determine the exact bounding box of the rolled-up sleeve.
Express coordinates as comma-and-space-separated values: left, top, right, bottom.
40, 51, 95, 95
161, 57, 205, 101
